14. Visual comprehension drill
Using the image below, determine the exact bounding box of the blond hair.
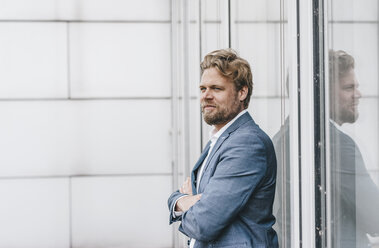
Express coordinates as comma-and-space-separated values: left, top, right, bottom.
329, 49, 355, 84
200, 49, 253, 108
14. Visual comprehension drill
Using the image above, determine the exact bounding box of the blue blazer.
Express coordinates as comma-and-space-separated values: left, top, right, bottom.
168, 112, 278, 248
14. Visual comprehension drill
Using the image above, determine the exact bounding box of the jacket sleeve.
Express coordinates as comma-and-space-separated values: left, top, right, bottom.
178, 134, 270, 241
167, 190, 187, 224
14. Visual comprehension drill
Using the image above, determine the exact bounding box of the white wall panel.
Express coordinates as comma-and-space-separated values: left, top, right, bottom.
234, 0, 281, 21
0, 0, 170, 21
0, 22, 68, 99
0, 100, 171, 177
330, 0, 377, 21
0, 178, 70, 248
189, 0, 199, 22
189, 23, 201, 97
70, 23, 171, 98
331, 23, 378, 96
235, 23, 281, 97
69, 0, 170, 21
0, 0, 72, 20
71, 176, 172, 248
201, 23, 228, 58
203, 0, 225, 21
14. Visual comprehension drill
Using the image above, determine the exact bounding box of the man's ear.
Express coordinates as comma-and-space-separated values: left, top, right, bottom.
239, 85, 248, 102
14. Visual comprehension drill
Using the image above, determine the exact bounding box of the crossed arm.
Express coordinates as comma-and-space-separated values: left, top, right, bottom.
168, 136, 270, 241
175, 177, 202, 212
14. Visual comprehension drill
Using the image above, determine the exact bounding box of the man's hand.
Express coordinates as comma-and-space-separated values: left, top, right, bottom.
179, 177, 193, 195
175, 194, 202, 212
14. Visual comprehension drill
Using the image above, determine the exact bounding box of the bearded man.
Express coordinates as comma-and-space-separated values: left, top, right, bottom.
272, 50, 379, 248
168, 49, 278, 248
329, 50, 379, 248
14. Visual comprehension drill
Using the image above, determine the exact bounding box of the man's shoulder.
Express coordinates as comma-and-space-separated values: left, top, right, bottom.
329, 123, 356, 147
229, 118, 274, 151
238, 117, 271, 138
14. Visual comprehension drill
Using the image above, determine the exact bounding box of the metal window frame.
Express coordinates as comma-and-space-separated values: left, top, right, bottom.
297, 0, 317, 247
288, 0, 303, 246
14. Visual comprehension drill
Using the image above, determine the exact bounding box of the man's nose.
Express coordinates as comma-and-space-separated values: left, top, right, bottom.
354, 88, 362, 98
202, 89, 213, 99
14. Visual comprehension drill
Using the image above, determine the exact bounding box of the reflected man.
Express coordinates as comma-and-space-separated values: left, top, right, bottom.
329, 50, 379, 247
168, 49, 278, 248
273, 50, 379, 248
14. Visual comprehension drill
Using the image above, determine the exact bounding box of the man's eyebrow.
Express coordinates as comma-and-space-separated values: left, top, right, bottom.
210, 84, 224, 88
199, 83, 224, 88
342, 83, 356, 89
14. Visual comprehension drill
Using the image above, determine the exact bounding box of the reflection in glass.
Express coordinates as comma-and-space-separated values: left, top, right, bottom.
272, 76, 290, 248
327, 1, 379, 246
328, 50, 379, 248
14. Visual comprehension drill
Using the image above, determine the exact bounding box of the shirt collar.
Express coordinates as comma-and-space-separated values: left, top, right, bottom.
330, 119, 345, 133
330, 119, 339, 127
209, 109, 248, 142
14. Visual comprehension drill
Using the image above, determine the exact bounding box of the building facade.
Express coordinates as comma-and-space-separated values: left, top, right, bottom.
0, 0, 378, 247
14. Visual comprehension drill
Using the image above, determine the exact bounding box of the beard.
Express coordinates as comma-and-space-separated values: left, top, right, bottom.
330, 103, 359, 124
339, 106, 359, 124
202, 97, 242, 126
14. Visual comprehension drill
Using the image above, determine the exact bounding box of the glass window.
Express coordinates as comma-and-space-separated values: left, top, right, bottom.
327, 1, 379, 247
231, 1, 292, 247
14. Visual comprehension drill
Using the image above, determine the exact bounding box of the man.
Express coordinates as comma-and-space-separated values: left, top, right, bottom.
328, 50, 379, 247
273, 50, 379, 247
168, 49, 278, 248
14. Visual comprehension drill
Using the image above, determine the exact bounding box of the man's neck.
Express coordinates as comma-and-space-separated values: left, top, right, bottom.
331, 117, 343, 126
214, 123, 227, 132
213, 109, 247, 133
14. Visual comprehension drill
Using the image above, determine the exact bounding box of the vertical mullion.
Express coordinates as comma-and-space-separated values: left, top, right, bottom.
298, 0, 316, 247
182, 0, 191, 177
66, 22, 71, 100
199, 0, 203, 151
279, 0, 287, 245
68, 176, 72, 248
227, 0, 231, 48
288, 0, 302, 246
324, 0, 332, 247
377, 0, 379, 185
313, 0, 327, 247
295, 0, 302, 246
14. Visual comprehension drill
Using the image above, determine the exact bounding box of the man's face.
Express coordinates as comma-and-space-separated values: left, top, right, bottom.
330, 68, 362, 125
200, 68, 246, 130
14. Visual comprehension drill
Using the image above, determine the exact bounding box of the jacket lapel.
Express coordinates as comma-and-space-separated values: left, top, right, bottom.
198, 112, 253, 191
191, 141, 211, 195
